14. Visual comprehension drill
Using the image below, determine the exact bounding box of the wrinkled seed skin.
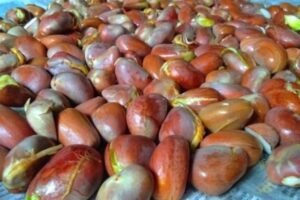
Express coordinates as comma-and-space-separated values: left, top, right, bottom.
142, 54, 164, 79
47, 43, 84, 62
2, 135, 56, 193
171, 88, 224, 114
234, 27, 264, 41
214, 24, 236, 40
38, 11, 76, 36
201, 130, 263, 166
194, 44, 225, 57
201, 82, 251, 99
26, 99, 57, 140
75, 96, 106, 116
25, 4, 45, 17
96, 164, 154, 200
0, 84, 35, 107
51, 72, 95, 105
199, 99, 254, 132
26, 145, 104, 200
139, 22, 174, 47
39, 32, 81, 48
102, 84, 141, 107
160, 59, 205, 90
126, 94, 169, 140
80, 18, 103, 31
241, 94, 270, 123
206, 69, 242, 84
191, 52, 223, 75
222, 51, 255, 74
11, 65, 51, 94
195, 27, 213, 46
100, 24, 126, 44
266, 25, 300, 48
115, 58, 152, 90
265, 107, 300, 145
245, 123, 280, 153
104, 135, 156, 176
151, 44, 192, 61
220, 35, 240, 49
241, 67, 271, 93
125, 10, 147, 26
46, 52, 88, 76
192, 146, 248, 195
58, 108, 101, 147
264, 89, 300, 114
259, 78, 285, 96
15, 36, 46, 61
84, 42, 109, 68
87, 69, 117, 93
159, 107, 203, 145
91, 46, 120, 72
0, 105, 34, 149
149, 136, 189, 200
143, 78, 180, 101
125, 52, 143, 67
266, 144, 300, 186
240, 37, 288, 73
92, 102, 127, 142
36, 89, 71, 112
28, 57, 47, 67
116, 34, 151, 57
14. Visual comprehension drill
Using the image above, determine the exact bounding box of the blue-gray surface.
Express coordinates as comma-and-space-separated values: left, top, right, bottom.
251, 0, 300, 5
0, 0, 51, 17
